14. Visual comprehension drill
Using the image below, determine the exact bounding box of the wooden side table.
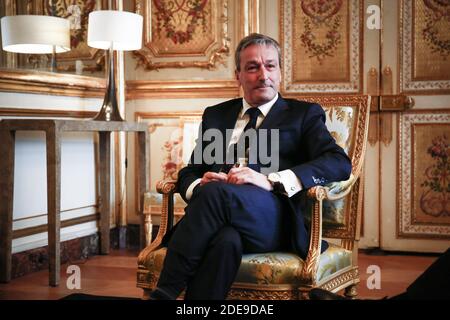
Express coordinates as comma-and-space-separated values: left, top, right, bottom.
0, 119, 149, 286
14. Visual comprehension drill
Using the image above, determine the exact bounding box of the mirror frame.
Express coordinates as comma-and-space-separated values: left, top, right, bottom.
0, 0, 109, 98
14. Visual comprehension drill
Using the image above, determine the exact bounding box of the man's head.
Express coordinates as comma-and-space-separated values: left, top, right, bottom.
235, 33, 281, 107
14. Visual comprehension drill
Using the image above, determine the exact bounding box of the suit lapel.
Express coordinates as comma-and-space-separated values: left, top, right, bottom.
220, 99, 242, 133
258, 95, 290, 130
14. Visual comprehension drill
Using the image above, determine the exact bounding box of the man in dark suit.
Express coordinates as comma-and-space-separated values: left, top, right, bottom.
150, 33, 352, 300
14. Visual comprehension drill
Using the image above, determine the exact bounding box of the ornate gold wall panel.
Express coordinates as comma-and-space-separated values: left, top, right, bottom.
133, 0, 230, 70
400, 0, 450, 93
398, 111, 450, 239
280, 0, 363, 94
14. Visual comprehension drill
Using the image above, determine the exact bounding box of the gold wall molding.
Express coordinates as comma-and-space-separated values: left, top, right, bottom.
238, 0, 260, 38
126, 79, 240, 99
0, 107, 96, 118
0, 70, 105, 98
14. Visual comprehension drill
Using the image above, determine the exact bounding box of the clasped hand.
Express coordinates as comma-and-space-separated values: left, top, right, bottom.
200, 167, 272, 191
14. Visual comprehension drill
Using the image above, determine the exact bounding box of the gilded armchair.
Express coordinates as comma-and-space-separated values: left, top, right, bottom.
137, 95, 370, 300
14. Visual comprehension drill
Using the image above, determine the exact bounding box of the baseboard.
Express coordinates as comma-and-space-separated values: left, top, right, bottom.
10, 225, 145, 280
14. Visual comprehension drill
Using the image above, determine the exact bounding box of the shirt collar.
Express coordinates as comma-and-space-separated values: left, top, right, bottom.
241, 93, 279, 118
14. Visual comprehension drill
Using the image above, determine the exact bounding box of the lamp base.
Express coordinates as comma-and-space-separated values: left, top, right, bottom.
93, 99, 124, 122
93, 47, 124, 122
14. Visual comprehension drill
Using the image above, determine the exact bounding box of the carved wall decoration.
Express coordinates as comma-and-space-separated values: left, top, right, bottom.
398, 111, 450, 239
133, 0, 230, 70
400, 0, 450, 93
280, 0, 363, 94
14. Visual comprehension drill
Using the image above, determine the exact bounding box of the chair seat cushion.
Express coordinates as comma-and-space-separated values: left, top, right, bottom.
235, 243, 352, 285
142, 243, 352, 286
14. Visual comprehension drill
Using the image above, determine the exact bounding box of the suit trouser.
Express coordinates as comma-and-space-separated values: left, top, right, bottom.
404, 247, 450, 300
152, 182, 288, 300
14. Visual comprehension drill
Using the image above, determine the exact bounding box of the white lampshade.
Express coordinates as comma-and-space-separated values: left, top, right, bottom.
1, 15, 70, 53
87, 10, 143, 51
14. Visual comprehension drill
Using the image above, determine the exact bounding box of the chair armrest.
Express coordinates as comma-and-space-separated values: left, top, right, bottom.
321, 173, 356, 201
156, 179, 177, 194
299, 186, 326, 284
138, 179, 177, 265
300, 174, 357, 284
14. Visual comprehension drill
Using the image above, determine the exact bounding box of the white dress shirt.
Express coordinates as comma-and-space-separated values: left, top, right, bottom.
185, 94, 303, 200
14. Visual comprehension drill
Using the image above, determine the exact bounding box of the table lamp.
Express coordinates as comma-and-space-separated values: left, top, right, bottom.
87, 10, 143, 122
0, 15, 70, 71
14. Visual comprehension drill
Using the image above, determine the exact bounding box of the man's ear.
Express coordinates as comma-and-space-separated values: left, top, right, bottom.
235, 69, 240, 83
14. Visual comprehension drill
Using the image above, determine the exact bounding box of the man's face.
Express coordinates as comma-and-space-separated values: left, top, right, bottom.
236, 44, 281, 106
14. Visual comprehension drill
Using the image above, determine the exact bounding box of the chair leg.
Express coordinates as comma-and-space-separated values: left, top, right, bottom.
142, 288, 152, 300
298, 288, 310, 300
344, 284, 358, 299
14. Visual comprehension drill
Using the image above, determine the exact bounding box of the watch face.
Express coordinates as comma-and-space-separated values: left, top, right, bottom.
269, 173, 281, 183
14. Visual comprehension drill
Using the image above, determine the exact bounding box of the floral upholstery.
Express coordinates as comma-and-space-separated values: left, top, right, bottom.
142, 243, 352, 286
319, 106, 355, 226
323, 106, 355, 154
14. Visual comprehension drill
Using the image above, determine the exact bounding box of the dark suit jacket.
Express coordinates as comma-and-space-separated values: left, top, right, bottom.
174, 94, 352, 259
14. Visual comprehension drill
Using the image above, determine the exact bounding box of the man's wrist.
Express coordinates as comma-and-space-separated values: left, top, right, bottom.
267, 172, 286, 194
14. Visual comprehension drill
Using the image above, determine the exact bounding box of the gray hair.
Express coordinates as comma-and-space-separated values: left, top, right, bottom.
235, 33, 281, 71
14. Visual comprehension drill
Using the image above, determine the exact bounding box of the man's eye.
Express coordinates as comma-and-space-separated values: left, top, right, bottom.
266, 64, 276, 69
246, 66, 258, 71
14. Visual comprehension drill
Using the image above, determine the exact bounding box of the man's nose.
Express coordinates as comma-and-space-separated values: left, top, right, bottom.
258, 66, 270, 80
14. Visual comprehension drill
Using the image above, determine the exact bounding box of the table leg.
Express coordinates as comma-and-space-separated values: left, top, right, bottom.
137, 131, 149, 248
0, 130, 15, 283
46, 127, 61, 287
99, 132, 111, 254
